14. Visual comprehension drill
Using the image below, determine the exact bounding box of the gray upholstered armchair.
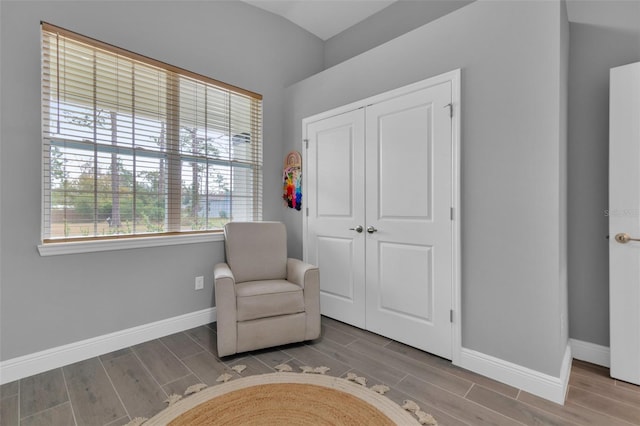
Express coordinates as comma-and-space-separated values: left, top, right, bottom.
214, 222, 320, 357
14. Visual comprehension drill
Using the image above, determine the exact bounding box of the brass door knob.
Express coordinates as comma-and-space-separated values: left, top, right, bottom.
615, 233, 640, 244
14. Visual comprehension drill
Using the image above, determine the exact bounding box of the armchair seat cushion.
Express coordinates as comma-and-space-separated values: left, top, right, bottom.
236, 279, 305, 321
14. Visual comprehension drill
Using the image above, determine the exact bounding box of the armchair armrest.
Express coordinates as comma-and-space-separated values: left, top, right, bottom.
213, 262, 237, 357
214, 262, 235, 282
287, 258, 321, 341
287, 258, 318, 289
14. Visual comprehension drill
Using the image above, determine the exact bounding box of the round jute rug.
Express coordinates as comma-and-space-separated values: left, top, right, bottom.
143, 373, 421, 425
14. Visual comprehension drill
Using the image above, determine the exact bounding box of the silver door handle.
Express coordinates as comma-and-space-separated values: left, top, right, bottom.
367, 226, 378, 234
349, 225, 363, 233
615, 233, 640, 244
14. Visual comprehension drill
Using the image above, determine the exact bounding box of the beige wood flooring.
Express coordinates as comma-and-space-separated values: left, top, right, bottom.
1, 316, 639, 425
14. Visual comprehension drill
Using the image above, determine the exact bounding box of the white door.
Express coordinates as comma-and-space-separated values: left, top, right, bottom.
609, 62, 640, 385
305, 109, 367, 328
365, 83, 453, 359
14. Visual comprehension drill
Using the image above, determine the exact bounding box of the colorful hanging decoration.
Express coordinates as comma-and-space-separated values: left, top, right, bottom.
283, 151, 302, 211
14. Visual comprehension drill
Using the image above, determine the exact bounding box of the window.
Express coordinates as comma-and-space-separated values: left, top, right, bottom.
41, 23, 262, 244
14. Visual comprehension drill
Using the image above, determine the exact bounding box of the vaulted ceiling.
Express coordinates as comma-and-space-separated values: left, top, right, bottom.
243, 0, 398, 40
244, 1, 640, 42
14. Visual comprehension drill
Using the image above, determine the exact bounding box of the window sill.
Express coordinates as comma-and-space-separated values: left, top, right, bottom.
37, 232, 224, 256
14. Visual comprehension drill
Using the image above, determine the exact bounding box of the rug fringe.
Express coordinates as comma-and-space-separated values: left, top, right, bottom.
370, 384, 390, 395
402, 400, 421, 413
231, 364, 247, 374
123, 416, 148, 426
216, 373, 233, 383
416, 410, 438, 425
346, 372, 367, 386
402, 399, 438, 425
184, 383, 208, 395
275, 363, 293, 372
165, 394, 183, 406
299, 365, 331, 374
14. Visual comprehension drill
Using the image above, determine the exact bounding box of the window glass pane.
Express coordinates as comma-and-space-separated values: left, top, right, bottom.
231, 165, 259, 222
135, 156, 167, 233
206, 163, 232, 229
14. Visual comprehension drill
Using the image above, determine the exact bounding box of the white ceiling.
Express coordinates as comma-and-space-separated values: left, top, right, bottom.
566, 0, 640, 32
244, 0, 398, 40
244, 1, 640, 42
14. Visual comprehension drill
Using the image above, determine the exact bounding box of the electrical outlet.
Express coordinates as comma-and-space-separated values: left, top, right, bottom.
195, 276, 204, 290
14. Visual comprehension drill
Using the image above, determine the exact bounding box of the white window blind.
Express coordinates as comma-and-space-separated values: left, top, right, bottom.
41, 23, 262, 242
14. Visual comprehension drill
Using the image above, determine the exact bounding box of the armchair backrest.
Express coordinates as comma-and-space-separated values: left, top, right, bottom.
223, 221, 288, 283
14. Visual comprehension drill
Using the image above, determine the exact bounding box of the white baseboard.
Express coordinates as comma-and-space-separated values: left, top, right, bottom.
570, 338, 610, 368
0, 307, 216, 385
457, 343, 572, 405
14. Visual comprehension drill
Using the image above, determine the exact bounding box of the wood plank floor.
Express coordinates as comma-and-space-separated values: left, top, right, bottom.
1, 316, 639, 425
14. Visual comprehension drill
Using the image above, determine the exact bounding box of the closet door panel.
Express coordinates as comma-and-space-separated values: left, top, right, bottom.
365, 82, 453, 359
378, 242, 433, 322
377, 103, 432, 220
305, 109, 366, 328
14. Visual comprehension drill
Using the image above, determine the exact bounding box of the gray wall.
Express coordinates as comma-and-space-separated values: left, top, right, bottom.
567, 1, 640, 347
3, 0, 635, 373
327, 0, 640, 354
0, 0, 324, 361
284, 0, 569, 376
323, 0, 473, 69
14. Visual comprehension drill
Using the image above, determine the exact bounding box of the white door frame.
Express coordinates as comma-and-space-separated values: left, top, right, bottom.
302, 69, 462, 364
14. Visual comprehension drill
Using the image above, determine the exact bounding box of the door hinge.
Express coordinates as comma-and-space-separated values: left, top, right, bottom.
306, 207, 309, 217
450, 207, 454, 220
445, 103, 453, 118
304, 139, 309, 149
450, 309, 454, 323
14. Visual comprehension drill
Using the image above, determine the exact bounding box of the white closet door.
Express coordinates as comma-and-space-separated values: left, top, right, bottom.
305, 109, 366, 328
364, 82, 453, 359
609, 62, 640, 385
